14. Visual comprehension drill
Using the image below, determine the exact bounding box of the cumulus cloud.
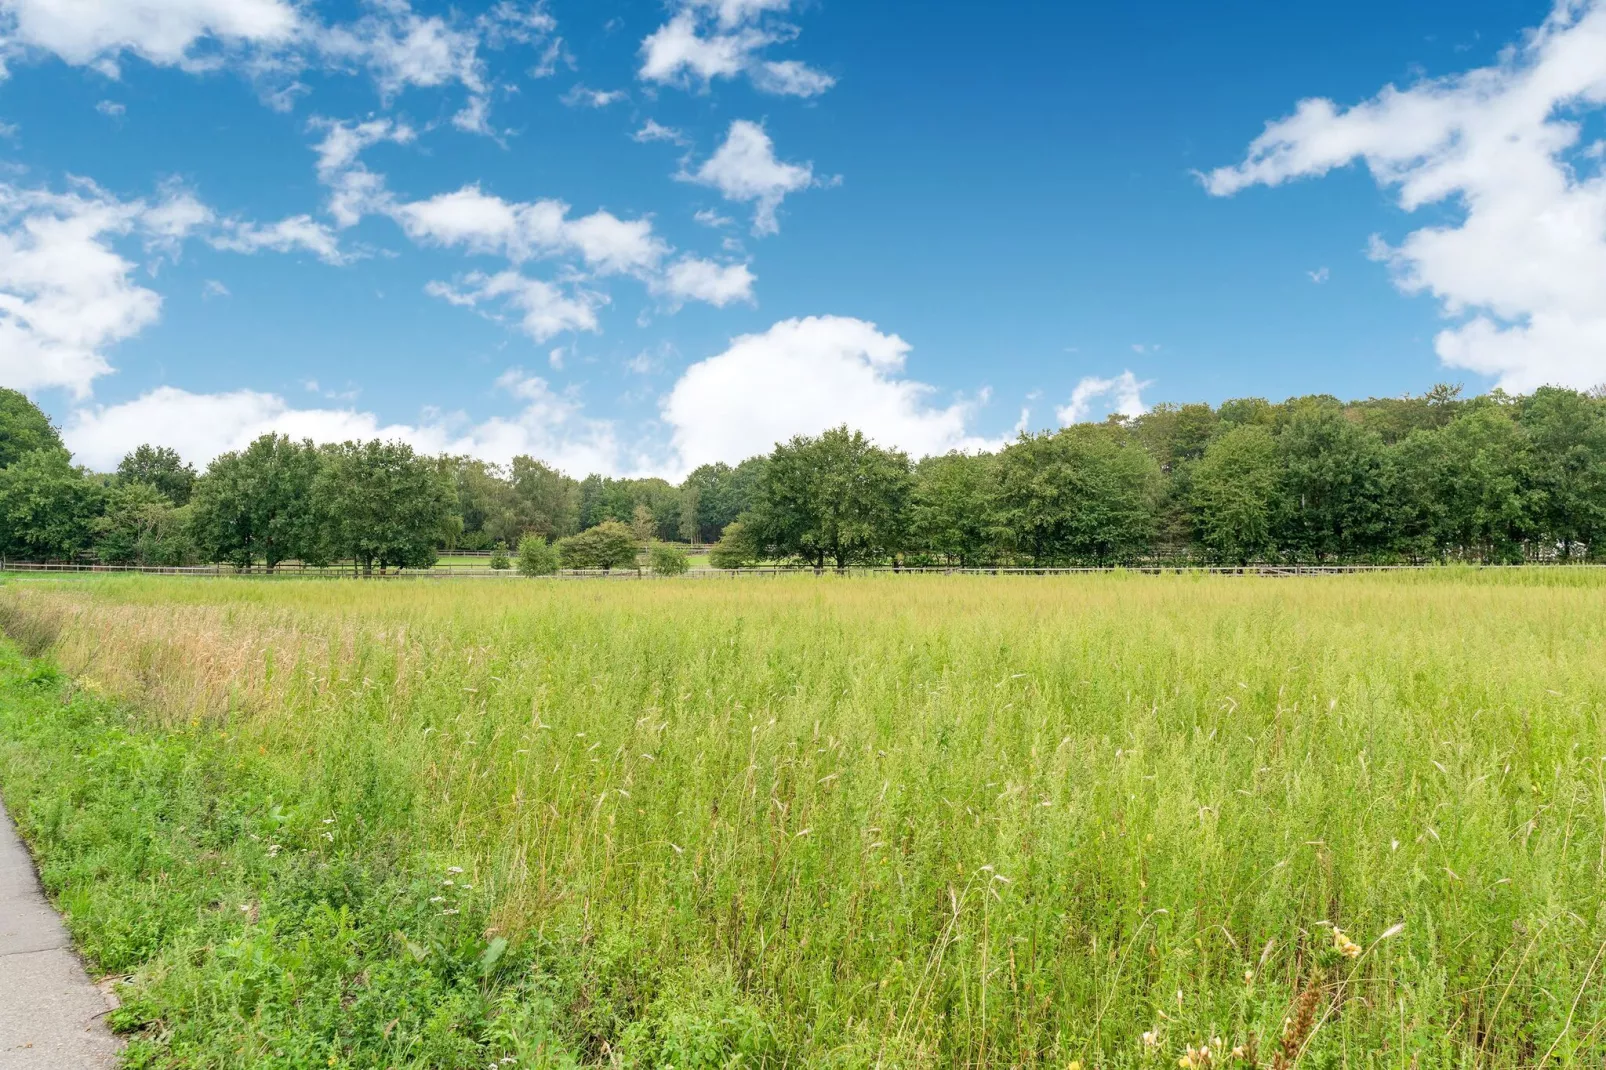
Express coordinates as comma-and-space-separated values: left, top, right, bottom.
0, 0, 559, 130
425, 271, 602, 341
686, 119, 817, 235
633, 119, 687, 145
1055, 371, 1150, 425
392, 185, 667, 275
561, 84, 627, 108
1206, 0, 1606, 392
0, 177, 355, 399
662, 316, 994, 474
0, 0, 298, 72
62, 373, 625, 477
638, 1, 832, 98
652, 256, 754, 307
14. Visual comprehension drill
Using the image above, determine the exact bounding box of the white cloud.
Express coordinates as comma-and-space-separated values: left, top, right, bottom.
94, 99, 125, 117
201, 278, 229, 298
425, 270, 602, 341
638, 2, 831, 98
62, 375, 627, 478
0, 177, 353, 399
309, 116, 414, 227
693, 207, 732, 228
561, 84, 627, 108
392, 185, 667, 275
662, 316, 993, 474
1055, 371, 1150, 425
313, 2, 485, 99
210, 214, 347, 264
633, 119, 687, 145
1206, 0, 1606, 392
0, 0, 299, 71
1308, 266, 1330, 284
0, 181, 159, 397
687, 119, 816, 235
750, 58, 832, 97
653, 256, 755, 307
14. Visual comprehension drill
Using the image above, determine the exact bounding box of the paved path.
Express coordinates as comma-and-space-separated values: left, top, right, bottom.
0, 801, 120, 1069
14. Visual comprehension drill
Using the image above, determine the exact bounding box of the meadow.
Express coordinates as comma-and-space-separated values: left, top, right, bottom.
0, 570, 1602, 1068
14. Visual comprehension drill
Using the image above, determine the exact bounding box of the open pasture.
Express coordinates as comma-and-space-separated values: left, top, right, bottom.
0, 570, 1603, 1068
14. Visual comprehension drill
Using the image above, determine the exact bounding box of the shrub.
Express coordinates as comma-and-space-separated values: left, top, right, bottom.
706, 521, 756, 569
649, 544, 689, 576
558, 521, 639, 572
516, 536, 559, 577
489, 542, 511, 570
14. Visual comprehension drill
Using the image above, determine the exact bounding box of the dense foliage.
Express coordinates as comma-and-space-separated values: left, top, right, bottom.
3, 384, 1606, 566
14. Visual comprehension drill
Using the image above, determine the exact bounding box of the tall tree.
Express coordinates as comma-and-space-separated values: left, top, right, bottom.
1519, 386, 1606, 559
1190, 425, 1283, 564
190, 435, 325, 569
508, 456, 579, 541
1276, 403, 1391, 561
316, 440, 456, 573
910, 451, 1000, 566
748, 426, 912, 568
0, 390, 63, 469
1432, 403, 1539, 563
95, 482, 195, 566
115, 445, 197, 505
995, 425, 1161, 565
0, 449, 103, 561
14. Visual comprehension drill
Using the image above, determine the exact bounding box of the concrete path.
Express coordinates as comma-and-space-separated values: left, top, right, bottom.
0, 801, 121, 1069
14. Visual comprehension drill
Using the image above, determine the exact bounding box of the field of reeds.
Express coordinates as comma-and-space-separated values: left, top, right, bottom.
0, 569, 1603, 1068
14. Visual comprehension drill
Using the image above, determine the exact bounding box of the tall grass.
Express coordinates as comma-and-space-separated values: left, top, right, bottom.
2, 570, 1604, 1067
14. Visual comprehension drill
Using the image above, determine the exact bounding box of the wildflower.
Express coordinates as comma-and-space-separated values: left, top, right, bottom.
1243, 968, 1254, 983
1231, 1046, 1246, 1060
322, 818, 335, 825
447, 866, 464, 875
442, 880, 455, 886
267, 844, 281, 857
1332, 927, 1362, 959
1142, 1030, 1161, 1051
440, 908, 460, 916
429, 896, 445, 903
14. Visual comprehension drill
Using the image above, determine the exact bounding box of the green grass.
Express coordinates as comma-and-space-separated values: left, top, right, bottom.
0, 570, 1603, 1067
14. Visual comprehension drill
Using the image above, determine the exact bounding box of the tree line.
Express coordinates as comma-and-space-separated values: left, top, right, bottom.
2, 383, 1604, 570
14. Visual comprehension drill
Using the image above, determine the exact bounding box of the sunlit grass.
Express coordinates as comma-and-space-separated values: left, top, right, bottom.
2, 569, 1603, 1066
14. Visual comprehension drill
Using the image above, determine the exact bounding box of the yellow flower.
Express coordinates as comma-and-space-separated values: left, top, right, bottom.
1332, 928, 1362, 958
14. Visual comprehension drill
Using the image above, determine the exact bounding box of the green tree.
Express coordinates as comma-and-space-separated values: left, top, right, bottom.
0, 389, 63, 469
679, 459, 766, 543
190, 435, 325, 569
909, 452, 1000, 566
0, 449, 103, 561
115, 445, 197, 505
1190, 425, 1283, 564
707, 520, 757, 569
508, 456, 580, 541
94, 482, 195, 566
489, 542, 511, 570
1433, 405, 1538, 563
995, 425, 1161, 565
1276, 404, 1391, 561
1519, 386, 1606, 559
515, 535, 558, 576
557, 520, 639, 572
649, 543, 689, 575
748, 427, 912, 568
316, 440, 456, 573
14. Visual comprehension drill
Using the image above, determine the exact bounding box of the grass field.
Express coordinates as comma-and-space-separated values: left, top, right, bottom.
0, 571, 1602, 1068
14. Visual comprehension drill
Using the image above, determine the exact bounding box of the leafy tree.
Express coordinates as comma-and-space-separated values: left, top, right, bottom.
1519, 386, 1606, 558
649, 543, 689, 576
910, 452, 999, 566
1276, 404, 1391, 561
508, 456, 579, 541
115, 445, 197, 505
1432, 404, 1538, 563
1190, 425, 1283, 563
0, 390, 63, 469
191, 435, 325, 569
747, 427, 912, 568
557, 520, 639, 571
95, 482, 195, 566
490, 542, 511, 570
316, 440, 455, 573
678, 482, 702, 543
679, 459, 766, 543
632, 503, 656, 544
707, 520, 758, 569
995, 425, 1161, 565
0, 449, 103, 560
516, 535, 558, 576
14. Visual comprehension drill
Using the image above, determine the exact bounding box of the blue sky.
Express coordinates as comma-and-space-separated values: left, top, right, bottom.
1, 0, 1601, 475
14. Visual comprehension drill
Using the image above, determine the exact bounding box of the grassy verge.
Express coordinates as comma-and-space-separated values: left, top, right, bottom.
0, 572, 1603, 1067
